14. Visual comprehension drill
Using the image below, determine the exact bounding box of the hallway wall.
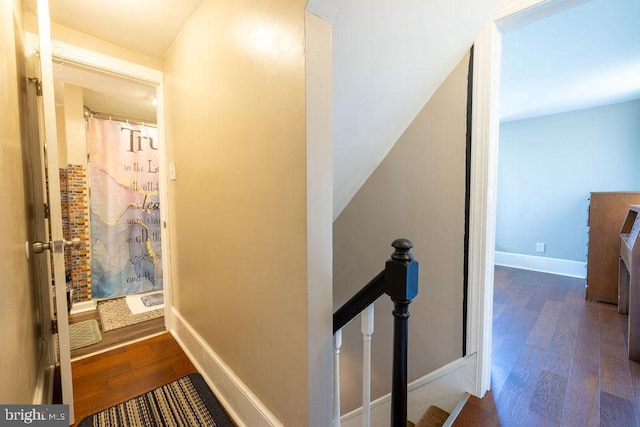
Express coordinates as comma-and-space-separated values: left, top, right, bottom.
0, 0, 41, 403
163, 1, 312, 425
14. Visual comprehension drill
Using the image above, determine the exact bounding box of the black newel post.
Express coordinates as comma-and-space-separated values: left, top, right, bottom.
385, 239, 419, 427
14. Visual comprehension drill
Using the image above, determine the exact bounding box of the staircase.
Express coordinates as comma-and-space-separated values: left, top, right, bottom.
407, 406, 450, 427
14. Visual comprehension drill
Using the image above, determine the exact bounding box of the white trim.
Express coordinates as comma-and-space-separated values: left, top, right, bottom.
24, 32, 161, 84
32, 340, 54, 404
305, 0, 340, 23
305, 11, 334, 426
443, 394, 470, 427
467, 21, 501, 398
171, 308, 283, 427
495, 251, 586, 278
69, 300, 96, 315
496, 0, 593, 31
340, 354, 477, 426
470, 0, 589, 398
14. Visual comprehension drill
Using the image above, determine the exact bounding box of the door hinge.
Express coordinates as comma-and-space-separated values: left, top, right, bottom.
51, 319, 58, 334
44, 203, 50, 219
28, 77, 43, 96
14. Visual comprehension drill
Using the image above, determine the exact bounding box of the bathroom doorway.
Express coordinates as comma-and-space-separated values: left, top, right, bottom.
50, 55, 167, 359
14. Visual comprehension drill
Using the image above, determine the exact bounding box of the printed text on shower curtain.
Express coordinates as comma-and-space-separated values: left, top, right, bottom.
88, 118, 162, 298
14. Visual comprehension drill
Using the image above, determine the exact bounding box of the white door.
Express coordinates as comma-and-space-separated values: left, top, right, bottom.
24, 57, 56, 405
34, 0, 75, 423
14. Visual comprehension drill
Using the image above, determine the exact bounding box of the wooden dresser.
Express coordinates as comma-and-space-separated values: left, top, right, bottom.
619, 205, 640, 360
586, 192, 640, 303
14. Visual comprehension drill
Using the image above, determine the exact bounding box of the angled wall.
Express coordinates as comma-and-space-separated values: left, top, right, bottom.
334, 51, 471, 411
331, 0, 503, 218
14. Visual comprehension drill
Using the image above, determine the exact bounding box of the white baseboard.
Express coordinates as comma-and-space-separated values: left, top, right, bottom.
32, 340, 54, 404
170, 307, 283, 427
495, 251, 586, 279
341, 354, 478, 427
69, 300, 96, 315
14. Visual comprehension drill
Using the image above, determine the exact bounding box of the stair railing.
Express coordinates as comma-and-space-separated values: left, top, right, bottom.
333, 239, 419, 427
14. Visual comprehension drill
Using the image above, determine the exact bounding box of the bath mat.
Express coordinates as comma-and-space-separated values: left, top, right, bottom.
126, 291, 165, 314
77, 374, 235, 427
98, 297, 163, 332
141, 292, 164, 307
69, 320, 102, 350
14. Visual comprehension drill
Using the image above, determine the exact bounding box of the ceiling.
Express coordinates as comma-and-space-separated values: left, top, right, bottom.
500, 0, 640, 121
24, 0, 204, 122
26, 0, 640, 122
24, 0, 203, 59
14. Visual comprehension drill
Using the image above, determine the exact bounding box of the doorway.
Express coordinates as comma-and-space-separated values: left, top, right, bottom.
26, 34, 172, 361
469, 0, 640, 397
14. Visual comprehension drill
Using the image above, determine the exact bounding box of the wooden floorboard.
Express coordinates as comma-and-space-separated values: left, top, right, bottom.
69, 307, 165, 359
453, 266, 640, 426
71, 332, 198, 426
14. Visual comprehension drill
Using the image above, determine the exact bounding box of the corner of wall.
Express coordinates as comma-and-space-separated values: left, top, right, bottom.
170, 307, 284, 427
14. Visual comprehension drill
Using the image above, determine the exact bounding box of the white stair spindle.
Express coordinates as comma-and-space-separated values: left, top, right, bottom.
333, 329, 342, 427
361, 304, 375, 427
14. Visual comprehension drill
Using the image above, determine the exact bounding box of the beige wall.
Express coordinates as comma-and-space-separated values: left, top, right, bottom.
334, 52, 471, 411
163, 0, 312, 425
61, 84, 88, 166
0, 0, 41, 403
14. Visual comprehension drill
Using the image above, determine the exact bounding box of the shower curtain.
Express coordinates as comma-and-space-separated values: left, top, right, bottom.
88, 117, 162, 298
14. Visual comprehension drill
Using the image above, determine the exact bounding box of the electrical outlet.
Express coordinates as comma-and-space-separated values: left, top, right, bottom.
536, 242, 546, 253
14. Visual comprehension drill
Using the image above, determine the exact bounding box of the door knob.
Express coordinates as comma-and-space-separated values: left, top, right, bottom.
32, 238, 82, 254
65, 238, 82, 249
32, 241, 51, 254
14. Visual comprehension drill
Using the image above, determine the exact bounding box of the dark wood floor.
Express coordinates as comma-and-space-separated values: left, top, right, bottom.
71, 332, 197, 426
454, 266, 640, 426
69, 308, 165, 359
70, 267, 640, 426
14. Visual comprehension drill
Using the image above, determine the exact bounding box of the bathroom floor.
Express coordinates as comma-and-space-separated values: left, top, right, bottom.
68, 308, 165, 359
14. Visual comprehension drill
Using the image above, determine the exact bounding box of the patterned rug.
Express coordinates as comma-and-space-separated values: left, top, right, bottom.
97, 297, 163, 332
77, 374, 235, 427
69, 320, 102, 350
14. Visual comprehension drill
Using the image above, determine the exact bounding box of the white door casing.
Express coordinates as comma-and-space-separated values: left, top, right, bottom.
469, 0, 594, 397
36, 0, 74, 422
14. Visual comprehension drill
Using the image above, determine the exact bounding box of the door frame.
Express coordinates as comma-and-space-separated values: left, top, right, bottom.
34, 38, 173, 329
468, 0, 593, 396
25, 30, 171, 316
27, 4, 172, 420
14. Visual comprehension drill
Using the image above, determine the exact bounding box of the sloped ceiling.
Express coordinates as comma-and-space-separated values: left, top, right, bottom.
330, 0, 503, 218
28, 1, 638, 218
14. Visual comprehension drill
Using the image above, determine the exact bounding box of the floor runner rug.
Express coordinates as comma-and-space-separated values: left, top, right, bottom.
97, 297, 163, 332
69, 320, 102, 350
77, 373, 235, 427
